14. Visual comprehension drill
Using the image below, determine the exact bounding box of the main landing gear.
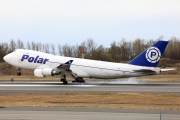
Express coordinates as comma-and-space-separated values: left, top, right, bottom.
17, 68, 21, 76
72, 77, 85, 83
60, 75, 68, 85
60, 75, 85, 85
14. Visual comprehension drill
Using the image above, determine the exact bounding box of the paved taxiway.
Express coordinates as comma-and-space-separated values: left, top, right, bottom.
0, 107, 179, 120
0, 81, 179, 94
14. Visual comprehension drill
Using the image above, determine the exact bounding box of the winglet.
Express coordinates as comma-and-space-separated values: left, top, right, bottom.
65, 60, 73, 65
128, 40, 169, 67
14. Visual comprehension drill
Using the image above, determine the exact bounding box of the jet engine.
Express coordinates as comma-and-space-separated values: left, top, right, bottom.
34, 68, 60, 77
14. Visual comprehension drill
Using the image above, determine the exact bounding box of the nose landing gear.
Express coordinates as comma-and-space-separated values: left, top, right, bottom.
17, 68, 21, 76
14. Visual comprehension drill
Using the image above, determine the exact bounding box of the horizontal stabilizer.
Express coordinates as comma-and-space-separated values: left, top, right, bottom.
161, 68, 176, 72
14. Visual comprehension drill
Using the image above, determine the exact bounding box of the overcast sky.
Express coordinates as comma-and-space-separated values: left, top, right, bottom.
0, 0, 180, 47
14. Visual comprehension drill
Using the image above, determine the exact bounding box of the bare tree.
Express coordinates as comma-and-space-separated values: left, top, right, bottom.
132, 38, 145, 58
58, 44, 63, 56
164, 37, 180, 60
62, 44, 72, 57
51, 44, 55, 55
26, 41, 31, 50
16, 39, 24, 49
109, 41, 121, 62
9, 39, 16, 52
85, 39, 97, 59
31, 41, 36, 50
71, 45, 79, 57
157, 35, 164, 40
37, 42, 42, 52
93, 45, 109, 61
44, 43, 50, 53
120, 40, 132, 61
0, 43, 9, 62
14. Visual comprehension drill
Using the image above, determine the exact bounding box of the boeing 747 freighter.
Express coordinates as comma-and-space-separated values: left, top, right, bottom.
3, 40, 169, 84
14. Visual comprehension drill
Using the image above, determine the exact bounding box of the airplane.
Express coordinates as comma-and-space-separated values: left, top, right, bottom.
3, 40, 169, 84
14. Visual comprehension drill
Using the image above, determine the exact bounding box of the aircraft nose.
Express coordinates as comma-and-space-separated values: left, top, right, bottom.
3, 54, 11, 63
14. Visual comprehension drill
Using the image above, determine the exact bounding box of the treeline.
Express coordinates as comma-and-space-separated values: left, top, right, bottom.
0, 37, 180, 63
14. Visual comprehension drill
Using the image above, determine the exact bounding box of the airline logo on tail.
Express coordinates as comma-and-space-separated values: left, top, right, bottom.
146, 47, 161, 63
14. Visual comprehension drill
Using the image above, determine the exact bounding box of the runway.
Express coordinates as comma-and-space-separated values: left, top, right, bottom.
0, 80, 179, 94
0, 80, 179, 120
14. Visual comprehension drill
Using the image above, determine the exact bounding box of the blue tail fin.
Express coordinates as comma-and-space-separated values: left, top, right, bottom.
128, 40, 169, 67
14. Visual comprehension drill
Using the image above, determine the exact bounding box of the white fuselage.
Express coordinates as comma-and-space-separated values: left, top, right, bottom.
4, 49, 160, 78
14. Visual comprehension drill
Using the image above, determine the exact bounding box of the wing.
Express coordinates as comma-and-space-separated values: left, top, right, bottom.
53, 60, 78, 78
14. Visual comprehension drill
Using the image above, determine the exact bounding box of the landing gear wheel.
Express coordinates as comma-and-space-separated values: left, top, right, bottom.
63, 81, 68, 85
17, 72, 21, 76
72, 78, 85, 83
60, 75, 68, 85
17, 68, 21, 76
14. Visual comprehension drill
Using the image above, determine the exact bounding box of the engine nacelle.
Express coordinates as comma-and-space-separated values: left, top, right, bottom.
34, 68, 59, 77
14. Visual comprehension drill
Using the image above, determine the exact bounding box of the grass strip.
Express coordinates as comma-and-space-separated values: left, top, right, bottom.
0, 93, 179, 110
